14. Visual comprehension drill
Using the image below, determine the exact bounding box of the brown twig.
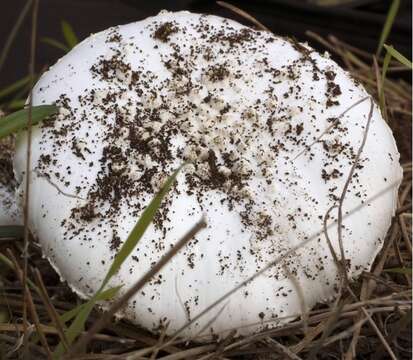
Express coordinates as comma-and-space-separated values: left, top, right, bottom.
155, 345, 216, 360
325, 97, 376, 359
336, 98, 374, 284
293, 96, 370, 160
265, 337, 303, 360
7, 249, 53, 360
148, 322, 169, 360
306, 292, 345, 360
33, 267, 70, 350
347, 287, 398, 360
196, 330, 237, 360
216, 1, 270, 32
0, 333, 46, 358
344, 219, 403, 358
0, 323, 137, 345
290, 320, 328, 354
189, 302, 229, 341
399, 214, 412, 257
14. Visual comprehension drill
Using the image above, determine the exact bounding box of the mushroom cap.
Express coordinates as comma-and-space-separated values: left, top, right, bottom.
14, 11, 402, 338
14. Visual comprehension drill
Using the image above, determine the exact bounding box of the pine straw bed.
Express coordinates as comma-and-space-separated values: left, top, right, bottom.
0, 6, 411, 360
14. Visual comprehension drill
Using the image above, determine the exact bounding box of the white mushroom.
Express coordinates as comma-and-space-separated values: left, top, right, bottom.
13, 11, 402, 338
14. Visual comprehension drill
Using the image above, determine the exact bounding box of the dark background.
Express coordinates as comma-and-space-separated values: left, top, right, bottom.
1, 0, 411, 88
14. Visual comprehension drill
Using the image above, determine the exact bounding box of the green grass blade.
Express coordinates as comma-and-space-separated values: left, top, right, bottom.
376, 0, 400, 56
54, 286, 122, 358
384, 44, 413, 69
54, 164, 185, 357
0, 225, 24, 238
384, 267, 412, 275
59, 307, 83, 326
381, 49, 393, 83
7, 99, 26, 111
59, 286, 122, 324
53, 300, 95, 358
0, 105, 58, 139
0, 76, 31, 100
102, 164, 185, 286
3, 74, 40, 110
61, 20, 78, 49
379, 50, 392, 114
41, 37, 70, 52
380, 45, 412, 113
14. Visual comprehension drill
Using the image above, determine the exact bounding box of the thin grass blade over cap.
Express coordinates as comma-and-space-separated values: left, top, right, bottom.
102, 164, 186, 287
53, 164, 185, 357
0, 105, 57, 139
